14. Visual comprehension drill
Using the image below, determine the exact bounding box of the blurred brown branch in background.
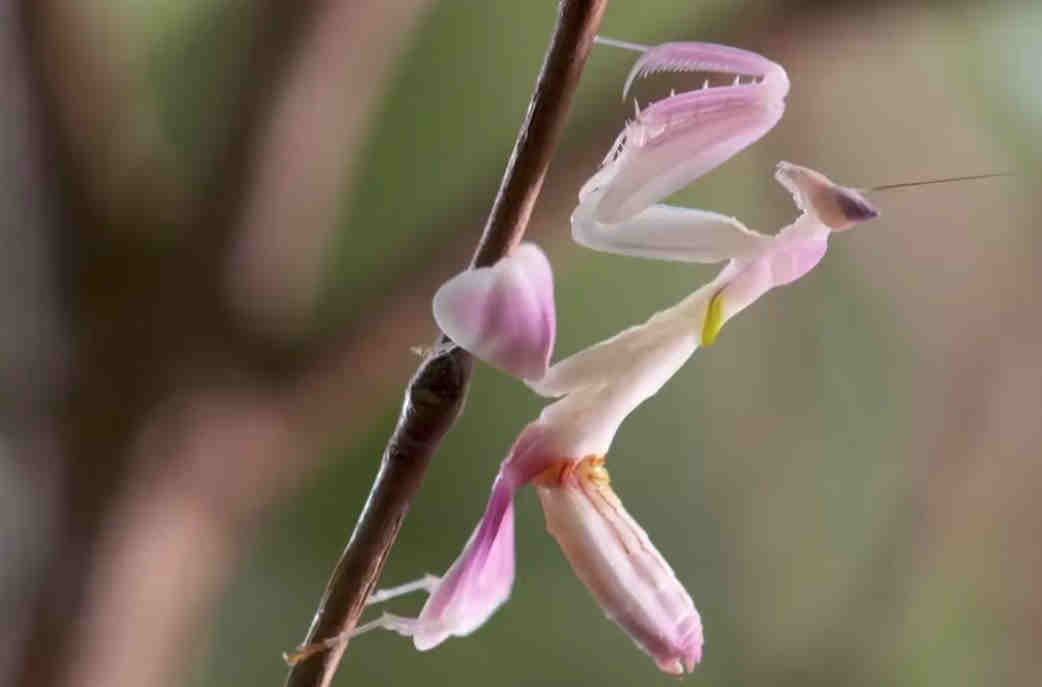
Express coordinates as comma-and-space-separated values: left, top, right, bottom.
4, 0, 605, 686
284, 2, 606, 686
6, 1, 431, 686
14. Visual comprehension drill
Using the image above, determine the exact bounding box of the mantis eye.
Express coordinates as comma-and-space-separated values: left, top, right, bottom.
833, 187, 879, 226
814, 184, 878, 231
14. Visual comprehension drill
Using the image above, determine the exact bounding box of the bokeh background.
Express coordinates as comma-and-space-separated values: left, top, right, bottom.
2, 1, 1040, 686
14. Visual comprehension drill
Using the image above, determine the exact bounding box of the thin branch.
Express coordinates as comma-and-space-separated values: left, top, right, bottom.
465, 2, 605, 268
283, 2, 607, 686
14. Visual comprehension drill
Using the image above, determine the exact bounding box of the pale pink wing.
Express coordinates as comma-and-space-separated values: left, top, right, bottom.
413, 477, 516, 650
433, 243, 555, 381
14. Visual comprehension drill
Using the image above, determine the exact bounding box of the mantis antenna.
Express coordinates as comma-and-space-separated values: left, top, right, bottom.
594, 35, 651, 53
865, 171, 1014, 193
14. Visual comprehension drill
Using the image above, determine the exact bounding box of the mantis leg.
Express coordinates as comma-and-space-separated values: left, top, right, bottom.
366, 574, 440, 605
583, 41, 790, 229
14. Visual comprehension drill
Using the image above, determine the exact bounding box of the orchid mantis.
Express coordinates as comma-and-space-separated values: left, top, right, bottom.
288, 39, 884, 675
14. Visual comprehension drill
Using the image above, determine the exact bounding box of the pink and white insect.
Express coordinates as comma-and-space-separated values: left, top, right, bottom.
290, 39, 882, 674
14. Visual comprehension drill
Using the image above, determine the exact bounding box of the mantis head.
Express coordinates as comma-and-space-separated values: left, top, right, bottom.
775, 161, 879, 231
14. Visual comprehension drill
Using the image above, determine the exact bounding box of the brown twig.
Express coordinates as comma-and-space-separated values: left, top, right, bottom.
283, 2, 607, 686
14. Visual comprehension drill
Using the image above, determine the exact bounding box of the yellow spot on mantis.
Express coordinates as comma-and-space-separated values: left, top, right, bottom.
533, 455, 610, 488
701, 290, 725, 346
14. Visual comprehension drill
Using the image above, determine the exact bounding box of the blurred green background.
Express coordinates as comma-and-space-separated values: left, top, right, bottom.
11, 1, 1041, 686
